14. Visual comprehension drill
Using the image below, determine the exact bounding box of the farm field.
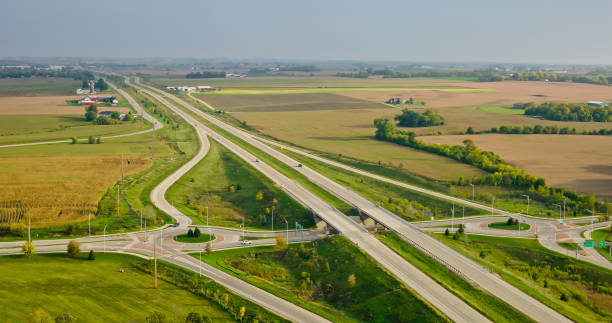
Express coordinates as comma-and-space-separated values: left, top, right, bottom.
166, 139, 314, 229
434, 233, 612, 323
199, 92, 388, 112
420, 134, 612, 199
230, 108, 486, 181
196, 236, 444, 322
0, 77, 81, 96
0, 253, 234, 322
154, 76, 476, 89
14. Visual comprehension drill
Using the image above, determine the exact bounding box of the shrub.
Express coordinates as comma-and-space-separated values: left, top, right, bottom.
187, 229, 194, 238
479, 250, 486, 258
560, 293, 568, 302
22, 240, 35, 258
146, 311, 167, 323
95, 137, 101, 144
444, 228, 450, 236
55, 313, 74, 323
88, 136, 94, 144
26, 308, 53, 323
193, 227, 201, 238
88, 249, 95, 260
506, 218, 514, 226
71, 137, 78, 144
276, 234, 286, 248
67, 240, 80, 258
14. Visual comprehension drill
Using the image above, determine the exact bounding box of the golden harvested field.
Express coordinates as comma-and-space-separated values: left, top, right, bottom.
0, 155, 150, 227
234, 108, 486, 181
420, 134, 612, 199
201, 92, 387, 112
339, 81, 612, 135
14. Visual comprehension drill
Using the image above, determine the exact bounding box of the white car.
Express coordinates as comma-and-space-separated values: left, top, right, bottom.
241, 240, 252, 245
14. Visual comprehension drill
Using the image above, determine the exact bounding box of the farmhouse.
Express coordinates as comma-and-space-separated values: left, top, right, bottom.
166, 86, 177, 91
197, 85, 217, 91
98, 110, 126, 120
77, 95, 117, 105
177, 86, 197, 92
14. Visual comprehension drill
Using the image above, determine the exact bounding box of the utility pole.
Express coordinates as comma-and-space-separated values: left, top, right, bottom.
154, 241, 158, 289
451, 202, 455, 232
121, 153, 124, 184
470, 183, 475, 201
116, 185, 120, 217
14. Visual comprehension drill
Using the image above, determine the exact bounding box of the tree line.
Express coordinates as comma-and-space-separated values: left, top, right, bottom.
463, 124, 612, 136
395, 109, 444, 127
373, 118, 608, 213
0, 67, 94, 82
525, 102, 611, 122
185, 71, 226, 79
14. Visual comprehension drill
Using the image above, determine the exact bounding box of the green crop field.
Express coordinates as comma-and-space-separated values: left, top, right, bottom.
166, 139, 314, 229
195, 236, 444, 322
435, 233, 612, 322
0, 253, 234, 322
468, 105, 525, 115
0, 116, 149, 145
376, 231, 532, 323
0, 77, 81, 96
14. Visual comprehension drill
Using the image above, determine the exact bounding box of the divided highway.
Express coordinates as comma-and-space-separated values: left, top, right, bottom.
170, 85, 572, 322
132, 79, 490, 323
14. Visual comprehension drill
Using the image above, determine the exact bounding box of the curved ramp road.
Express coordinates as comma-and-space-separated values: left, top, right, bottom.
135, 80, 490, 323
178, 86, 572, 322
126, 78, 330, 323
0, 79, 162, 149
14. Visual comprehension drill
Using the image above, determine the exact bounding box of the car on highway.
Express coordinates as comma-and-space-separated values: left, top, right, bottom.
241, 240, 253, 245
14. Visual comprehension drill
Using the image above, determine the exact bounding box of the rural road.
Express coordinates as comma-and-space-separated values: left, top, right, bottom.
183, 88, 573, 322
0, 79, 163, 149
135, 79, 490, 323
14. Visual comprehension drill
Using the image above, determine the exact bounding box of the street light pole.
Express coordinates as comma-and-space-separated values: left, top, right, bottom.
491, 196, 495, 216
199, 249, 202, 276
88, 213, 91, 236
553, 204, 562, 222
103, 225, 107, 253
271, 207, 274, 232
521, 195, 530, 216
283, 217, 288, 243
451, 202, 455, 232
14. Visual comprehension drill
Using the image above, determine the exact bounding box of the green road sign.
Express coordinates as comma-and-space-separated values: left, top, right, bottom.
598, 241, 606, 247
584, 241, 595, 247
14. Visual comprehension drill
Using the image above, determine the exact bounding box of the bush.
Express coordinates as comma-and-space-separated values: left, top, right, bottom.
54, 313, 74, 323
88, 136, 94, 144
146, 311, 167, 323
506, 218, 514, 226
187, 229, 194, 238
67, 240, 80, 258
276, 234, 286, 248
88, 249, 95, 260
444, 228, 450, 236
26, 308, 53, 323
95, 137, 101, 144
22, 240, 35, 258
193, 227, 201, 238
71, 137, 78, 144
560, 293, 568, 302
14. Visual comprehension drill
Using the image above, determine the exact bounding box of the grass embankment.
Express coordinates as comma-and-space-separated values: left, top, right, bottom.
591, 227, 612, 261
375, 231, 532, 322
0, 86, 195, 239
281, 148, 485, 220
166, 93, 360, 219
0, 253, 234, 322
166, 139, 314, 229
195, 236, 445, 322
433, 233, 612, 322
174, 233, 214, 243
488, 221, 530, 231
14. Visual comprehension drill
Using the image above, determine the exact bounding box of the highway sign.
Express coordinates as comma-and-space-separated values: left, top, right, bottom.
598, 241, 606, 247
583, 241, 595, 248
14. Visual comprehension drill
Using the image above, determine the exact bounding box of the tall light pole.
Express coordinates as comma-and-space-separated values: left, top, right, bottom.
199, 249, 202, 276
491, 196, 495, 216
584, 208, 595, 232
563, 198, 566, 221
451, 202, 455, 232
470, 183, 475, 201
103, 225, 107, 253
283, 217, 288, 243
205, 206, 211, 242
271, 207, 274, 232
88, 213, 91, 236
140, 210, 142, 231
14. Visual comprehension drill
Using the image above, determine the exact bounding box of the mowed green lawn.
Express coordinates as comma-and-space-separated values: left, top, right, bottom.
166, 139, 313, 229
0, 77, 81, 96
468, 105, 525, 115
0, 253, 233, 322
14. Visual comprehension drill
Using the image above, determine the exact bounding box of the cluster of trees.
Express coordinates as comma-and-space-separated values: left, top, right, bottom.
84, 105, 132, 125
487, 125, 611, 135
278, 65, 318, 72
185, 71, 226, 79
394, 109, 444, 127
374, 118, 610, 213
94, 78, 108, 91
335, 71, 369, 78
508, 72, 611, 85
525, 102, 611, 122
187, 227, 201, 238
0, 67, 93, 81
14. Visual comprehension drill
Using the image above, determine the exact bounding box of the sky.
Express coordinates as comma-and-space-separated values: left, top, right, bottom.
2, 0, 612, 64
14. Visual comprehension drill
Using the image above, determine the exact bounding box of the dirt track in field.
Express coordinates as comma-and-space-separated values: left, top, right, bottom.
420, 134, 612, 199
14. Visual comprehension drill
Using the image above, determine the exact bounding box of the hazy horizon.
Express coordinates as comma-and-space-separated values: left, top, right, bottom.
2, 0, 612, 65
